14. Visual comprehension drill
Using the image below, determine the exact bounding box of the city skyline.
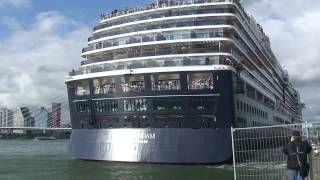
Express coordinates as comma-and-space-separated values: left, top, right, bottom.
0, 0, 319, 121
0, 103, 69, 127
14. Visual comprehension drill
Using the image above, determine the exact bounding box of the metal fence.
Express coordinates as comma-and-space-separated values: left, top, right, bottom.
231, 122, 320, 180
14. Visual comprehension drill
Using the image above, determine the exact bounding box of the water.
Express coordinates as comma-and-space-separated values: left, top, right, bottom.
0, 140, 233, 180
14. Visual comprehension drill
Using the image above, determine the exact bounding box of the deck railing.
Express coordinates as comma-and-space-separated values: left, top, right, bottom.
100, 0, 236, 21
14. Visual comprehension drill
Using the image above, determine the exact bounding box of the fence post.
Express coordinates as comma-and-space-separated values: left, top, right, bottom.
231, 126, 237, 180
305, 121, 314, 180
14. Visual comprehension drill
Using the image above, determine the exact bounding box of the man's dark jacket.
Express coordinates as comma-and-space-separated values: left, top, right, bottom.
282, 139, 312, 170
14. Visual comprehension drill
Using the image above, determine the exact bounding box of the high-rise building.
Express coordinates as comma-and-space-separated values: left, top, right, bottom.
47, 112, 52, 128
51, 103, 61, 128
13, 108, 24, 128
33, 107, 49, 128
0, 108, 13, 127
12, 107, 35, 128
20, 107, 35, 127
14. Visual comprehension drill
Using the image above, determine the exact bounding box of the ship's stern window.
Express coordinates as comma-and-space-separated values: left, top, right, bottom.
124, 98, 147, 111
93, 77, 116, 94
153, 97, 182, 111
187, 72, 214, 90
75, 101, 90, 113
94, 99, 118, 113
75, 80, 90, 96
151, 73, 180, 91
121, 75, 145, 92
190, 97, 218, 111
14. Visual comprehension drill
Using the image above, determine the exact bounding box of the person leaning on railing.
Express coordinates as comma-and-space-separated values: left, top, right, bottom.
283, 130, 312, 180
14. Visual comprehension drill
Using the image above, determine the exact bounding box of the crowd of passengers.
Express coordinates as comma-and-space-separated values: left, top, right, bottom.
188, 78, 214, 90
95, 83, 116, 94
121, 82, 145, 92
152, 80, 180, 90
220, 58, 243, 74
92, 79, 213, 93
100, 0, 232, 20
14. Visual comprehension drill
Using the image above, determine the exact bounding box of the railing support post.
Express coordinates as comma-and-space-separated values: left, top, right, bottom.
231, 127, 237, 180
305, 121, 314, 180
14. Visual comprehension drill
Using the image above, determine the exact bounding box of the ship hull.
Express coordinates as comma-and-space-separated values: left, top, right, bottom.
69, 128, 232, 163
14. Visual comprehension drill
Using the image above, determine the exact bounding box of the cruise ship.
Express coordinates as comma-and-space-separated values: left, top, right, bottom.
65, 0, 303, 163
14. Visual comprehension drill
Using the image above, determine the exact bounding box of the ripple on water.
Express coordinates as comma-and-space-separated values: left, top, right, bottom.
0, 140, 233, 180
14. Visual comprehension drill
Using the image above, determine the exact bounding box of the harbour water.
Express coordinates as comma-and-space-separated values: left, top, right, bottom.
0, 140, 233, 180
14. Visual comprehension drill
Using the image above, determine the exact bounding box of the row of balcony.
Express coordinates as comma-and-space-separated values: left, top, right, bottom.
83, 21, 282, 103
95, 6, 234, 32
74, 72, 217, 96
89, 18, 229, 43
73, 45, 242, 76
100, 0, 236, 21
84, 30, 227, 53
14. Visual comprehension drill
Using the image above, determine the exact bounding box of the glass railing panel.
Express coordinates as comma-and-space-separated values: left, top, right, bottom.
85, 29, 227, 53
99, 0, 234, 23
91, 18, 228, 41
121, 82, 145, 92
94, 83, 116, 94
187, 72, 215, 90
124, 98, 147, 111
151, 80, 181, 91
74, 39, 249, 76
75, 80, 90, 96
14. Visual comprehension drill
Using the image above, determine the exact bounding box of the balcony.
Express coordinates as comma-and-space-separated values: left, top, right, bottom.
91, 18, 228, 41
94, 83, 116, 94
188, 72, 215, 90
83, 29, 227, 54
94, 7, 234, 33
99, 0, 235, 22
152, 80, 181, 91
72, 42, 242, 76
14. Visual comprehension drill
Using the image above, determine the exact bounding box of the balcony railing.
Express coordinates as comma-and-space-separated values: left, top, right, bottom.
94, 84, 116, 94
83, 30, 227, 53
94, 7, 234, 33
75, 89, 90, 96
188, 81, 214, 90
151, 80, 181, 91
89, 18, 228, 42
100, 0, 235, 21
121, 82, 145, 92
71, 46, 242, 76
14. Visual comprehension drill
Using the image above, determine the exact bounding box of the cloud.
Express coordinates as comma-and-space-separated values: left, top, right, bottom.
0, 11, 90, 110
242, 0, 320, 121
0, 0, 32, 9
1, 16, 22, 30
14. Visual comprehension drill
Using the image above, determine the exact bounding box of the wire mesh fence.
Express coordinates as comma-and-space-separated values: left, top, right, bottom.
232, 122, 320, 180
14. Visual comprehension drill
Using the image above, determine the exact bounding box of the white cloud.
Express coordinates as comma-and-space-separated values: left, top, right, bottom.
1, 16, 22, 30
0, 0, 32, 9
0, 11, 90, 109
242, 0, 320, 121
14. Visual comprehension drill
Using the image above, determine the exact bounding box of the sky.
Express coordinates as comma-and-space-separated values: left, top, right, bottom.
0, 0, 319, 121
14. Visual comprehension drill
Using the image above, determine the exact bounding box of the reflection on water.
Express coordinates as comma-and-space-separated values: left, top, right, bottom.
0, 140, 233, 180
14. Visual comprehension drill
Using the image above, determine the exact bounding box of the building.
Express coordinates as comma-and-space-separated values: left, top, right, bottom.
33, 107, 49, 128
47, 112, 52, 128
66, 0, 303, 163
20, 107, 35, 127
13, 107, 24, 128
0, 108, 13, 127
51, 103, 61, 128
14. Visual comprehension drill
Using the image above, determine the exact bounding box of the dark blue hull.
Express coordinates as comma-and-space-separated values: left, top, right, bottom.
69, 128, 232, 163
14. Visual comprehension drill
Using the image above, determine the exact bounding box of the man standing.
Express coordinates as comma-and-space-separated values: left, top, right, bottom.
283, 130, 312, 180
